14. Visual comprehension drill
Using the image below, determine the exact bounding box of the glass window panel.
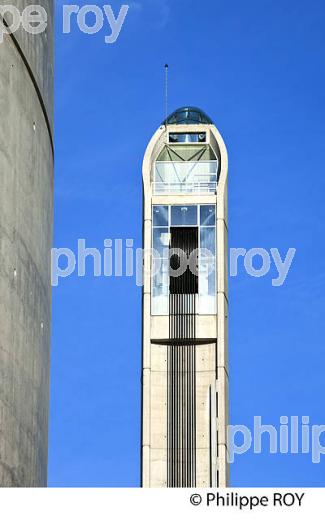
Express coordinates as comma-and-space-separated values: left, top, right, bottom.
153, 228, 170, 257
152, 258, 169, 289
189, 110, 201, 122
200, 227, 215, 255
176, 110, 187, 123
154, 161, 218, 194
153, 205, 169, 227
200, 205, 216, 226
169, 133, 206, 143
155, 161, 218, 183
198, 259, 216, 314
152, 258, 169, 315
171, 205, 197, 226
164, 107, 213, 126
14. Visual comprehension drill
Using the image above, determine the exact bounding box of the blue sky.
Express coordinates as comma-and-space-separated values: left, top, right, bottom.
49, 0, 325, 486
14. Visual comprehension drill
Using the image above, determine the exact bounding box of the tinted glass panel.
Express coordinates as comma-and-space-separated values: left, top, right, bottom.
171, 205, 197, 226
169, 132, 206, 143
200, 205, 216, 226
152, 258, 169, 314
153, 205, 169, 226
189, 110, 201, 122
153, 228, 170, 256
163, 106, 213, 125
200, 227, 215, 254
176, 110, 187, 123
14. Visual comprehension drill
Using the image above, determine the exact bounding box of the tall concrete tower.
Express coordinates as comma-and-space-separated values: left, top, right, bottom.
0, 2, 53, 486
141, 107, 228, 487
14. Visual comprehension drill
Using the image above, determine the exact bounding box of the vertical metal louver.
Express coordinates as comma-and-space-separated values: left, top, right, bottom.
167, 227, 198, 487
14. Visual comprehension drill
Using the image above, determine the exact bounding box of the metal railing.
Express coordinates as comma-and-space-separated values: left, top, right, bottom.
153, 181, 217, 194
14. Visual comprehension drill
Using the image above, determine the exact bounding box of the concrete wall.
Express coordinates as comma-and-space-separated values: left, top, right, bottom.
0, 1, 53, 486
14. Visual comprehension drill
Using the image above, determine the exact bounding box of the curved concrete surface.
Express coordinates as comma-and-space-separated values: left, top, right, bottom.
0, 1, 53, 486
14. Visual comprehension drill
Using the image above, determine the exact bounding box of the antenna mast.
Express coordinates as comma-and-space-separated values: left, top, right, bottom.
164, 64, 169, 127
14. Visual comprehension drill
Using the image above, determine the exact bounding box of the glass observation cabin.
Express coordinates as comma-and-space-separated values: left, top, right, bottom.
153, 107, 220, 195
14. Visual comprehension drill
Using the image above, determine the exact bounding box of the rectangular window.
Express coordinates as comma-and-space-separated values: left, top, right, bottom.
154, 161, 218, 195
152, 258, 169, 315
153, 205, 169, 227
171, 205, 197, 226
169, 132, 206, 143
151, 204, 216, 315
200, 226, 215, 254
152, 227, 170, 257
200, 204, 216, 226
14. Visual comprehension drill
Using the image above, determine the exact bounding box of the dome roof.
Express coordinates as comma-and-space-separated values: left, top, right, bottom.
162, 106, 213, 125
